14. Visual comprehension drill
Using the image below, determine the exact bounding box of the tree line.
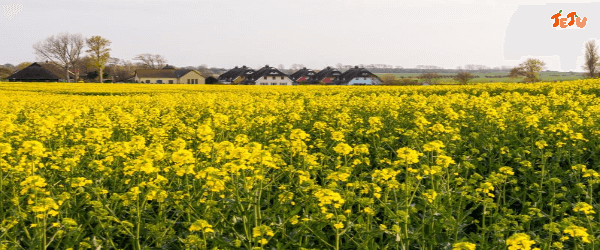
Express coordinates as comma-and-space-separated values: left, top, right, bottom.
0, 32, 226, 82
2, 34, 599, 83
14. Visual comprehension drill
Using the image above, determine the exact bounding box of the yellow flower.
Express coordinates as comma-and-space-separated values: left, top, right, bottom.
396, 147, 422, 165
506, 233, 537, 250
563, 225, 590, 243
435, 155, 455, 168
423, 140, 445, 152
573, 202, 595, 215
252, 225, 274, 238
333, 143, 353, 155
189, 219, 214, 233
423, 189, 437, 203
453, 242, 476, 250
171, 149, 195, 165
19, 141, 45, 157
333, 222, 344, 229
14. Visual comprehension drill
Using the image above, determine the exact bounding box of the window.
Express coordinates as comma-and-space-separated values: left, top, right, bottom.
281, 76, 284, 80
145, 80, 150, 83
157, 80, 163, 84
169, 80, 174, 84
264, 77, 267, 80
195, 79, 198, 84
187, 79, 190, 84
272, 77, 276, 80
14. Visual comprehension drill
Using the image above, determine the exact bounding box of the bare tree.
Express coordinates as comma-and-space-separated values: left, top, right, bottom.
455, 71, 474, 85
583, 40, 600, 78
418, 72, 441, 84
86, 36, 111, 83
508, 58, 546, 83
105, 58, 138, 82
133, 54, 167, 69
33, 32, 85, 82
197, 65, 213, 77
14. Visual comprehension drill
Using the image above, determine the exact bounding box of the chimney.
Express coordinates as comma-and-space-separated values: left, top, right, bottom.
355, 66, 359, 69
266, 65, 269, 68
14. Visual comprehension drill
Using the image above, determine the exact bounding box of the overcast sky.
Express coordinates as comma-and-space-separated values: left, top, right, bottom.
1, 0, 599, 71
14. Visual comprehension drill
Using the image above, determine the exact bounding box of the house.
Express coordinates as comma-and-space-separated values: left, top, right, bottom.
313, 66, 343, 84
240, 65, 294, 85
134, 65, 205, 84
336, 66, 382, 85
7, 62, 73, 82
239, 65, 293, 85
290, 67, 316, 84
217, 66, 256, 84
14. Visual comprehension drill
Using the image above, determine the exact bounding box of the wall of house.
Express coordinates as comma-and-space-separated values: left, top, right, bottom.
179, 72, 206, 84
254, 76, 294, 85
347, 77, 379, 85
137, 77, 178, 84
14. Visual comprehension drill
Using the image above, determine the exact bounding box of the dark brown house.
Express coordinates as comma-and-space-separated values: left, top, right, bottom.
7, 62, 71, 82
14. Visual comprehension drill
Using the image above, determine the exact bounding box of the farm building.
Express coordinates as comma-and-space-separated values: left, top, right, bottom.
290, 67, 316, 84
134, 65, 205, 84
7, 62, 73, 82
337, 66, 381, 85
217, 66, 256, 84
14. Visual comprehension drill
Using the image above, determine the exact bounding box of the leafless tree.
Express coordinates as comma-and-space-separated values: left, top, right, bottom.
418, 72, 441, 84
464, 64, 476, 72
33, 32, 85, 82
133, 53, 167, 69
455, 71, 474, 85
583, 40, 600, 78
197, 65, 213, 77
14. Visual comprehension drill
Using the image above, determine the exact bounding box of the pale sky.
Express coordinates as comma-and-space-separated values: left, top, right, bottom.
1, 0, 599, 71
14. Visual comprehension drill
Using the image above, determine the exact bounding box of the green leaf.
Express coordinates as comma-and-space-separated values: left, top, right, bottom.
559, 10, 562, 13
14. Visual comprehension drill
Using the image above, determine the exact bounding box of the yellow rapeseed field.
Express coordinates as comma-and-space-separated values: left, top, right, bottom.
0, 81, 599, 249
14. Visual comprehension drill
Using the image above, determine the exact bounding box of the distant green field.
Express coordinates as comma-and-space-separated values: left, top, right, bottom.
377, 72, 586, 83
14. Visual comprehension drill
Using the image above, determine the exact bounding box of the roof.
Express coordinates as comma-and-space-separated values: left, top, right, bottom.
7, 62, 70, 80
240, 65, 289, 84
290, 67, 316, 81
337, 66, 381, 84
217, 66, 255, 82
135, 68, 204, 79
136, 69, 178, 78
313, 66, 342, 83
